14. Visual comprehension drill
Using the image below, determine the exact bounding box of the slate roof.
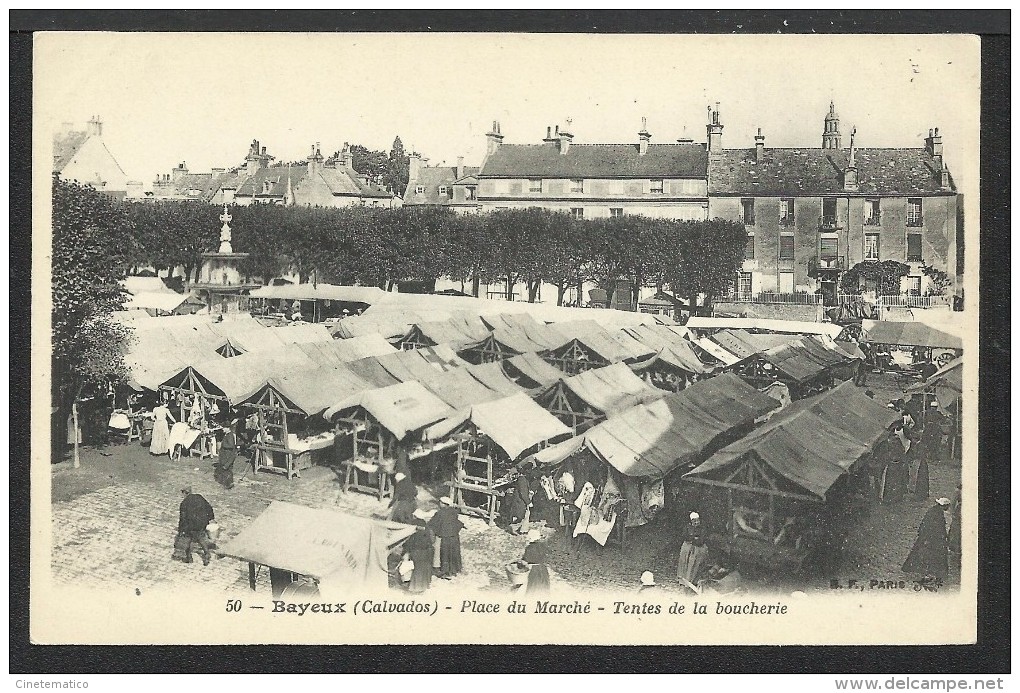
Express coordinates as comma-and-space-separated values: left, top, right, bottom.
53, 130, 89, 173
479, 143, 708, 179
709, 148, 955, 196
234, 163, 392, 199
404, 165, 481, 205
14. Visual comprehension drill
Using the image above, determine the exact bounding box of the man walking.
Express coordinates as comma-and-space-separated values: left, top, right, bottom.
176, 485, 215, 566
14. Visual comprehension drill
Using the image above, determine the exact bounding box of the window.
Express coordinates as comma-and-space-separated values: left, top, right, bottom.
609, 208, 624, 218
906, 276, 922, 295
779, 271, 794, 294
528, 178, 542, 193
821, 198, 838, 227
779, 198, 795, 225
741, 198, 755, 225
906, 198, 923, 227
736, 272, 752, 297
779, 234, 795, 261
438, 186, 448, 196
649, 179, 664, 194
744, 234, 755, 260
465, 186, 477, 200
820, 236, 838, 260
864, 233, 880, 261
906, 233, 923, 262
414, 186, 425, 195
865, 198, 881, 225
571, 208, 584, 220
570, 179, 584, 193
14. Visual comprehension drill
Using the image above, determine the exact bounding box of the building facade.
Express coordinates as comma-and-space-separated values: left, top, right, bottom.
475, 119, 709, 221
708, 103, 959, 303
53, 116, 130, 199
402, 154, 481, 213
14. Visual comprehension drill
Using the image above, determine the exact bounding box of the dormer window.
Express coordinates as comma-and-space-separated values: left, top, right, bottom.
465, 186, 477, 200
262, 180, 273, 194
438, 186, 448, 196
649, 179, 664, 194
529, 178, 543, 193
415, 186, 425, 195
569, 179, 584, 193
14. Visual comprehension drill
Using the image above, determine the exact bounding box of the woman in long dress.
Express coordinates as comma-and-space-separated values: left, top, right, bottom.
406, 512, 435, 594
214, 420, 238, 489
677, 512, 709, 588
522, 529, 550, 594
149, 397, 175, 456
428, 497, 464, 579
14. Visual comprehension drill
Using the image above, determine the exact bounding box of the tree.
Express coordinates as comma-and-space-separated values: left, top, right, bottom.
481, 209, 554, 301
51, 176, 135, 465
662, 218, 747, 308
385, 136, 410, 195
840, 260, 910, 296
921, 263, 951, 297
350, 144, 389, 180
125, 200, 219, 282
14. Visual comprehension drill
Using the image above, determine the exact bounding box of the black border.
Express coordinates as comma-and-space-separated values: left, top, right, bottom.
10, 10, 1010, 674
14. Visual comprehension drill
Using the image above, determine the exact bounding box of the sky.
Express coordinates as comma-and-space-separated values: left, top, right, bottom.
35, 33, 980, 191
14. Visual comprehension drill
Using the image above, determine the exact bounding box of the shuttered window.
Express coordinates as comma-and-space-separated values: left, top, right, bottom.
745, 234, 755, 260
906, 233, 923, 262
779, 234, 795, 261
820, 237, 838, 259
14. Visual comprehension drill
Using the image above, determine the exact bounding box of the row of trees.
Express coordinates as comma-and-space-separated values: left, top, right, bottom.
122, 201, 748, 309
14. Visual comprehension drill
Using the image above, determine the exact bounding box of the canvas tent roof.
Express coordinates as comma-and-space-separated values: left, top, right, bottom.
419, 367, 506, 410
503, 352, 566, 388
694, 336, 743, 366
124, 291, 191, 313
463, 362, 526, 396
685, 381, 899, 500
426, 393, 572, 461
549, 320, 654, 363
709, 329, 802, 361
294, 334, 396, 367
905, 357, 963, 401
248, 283, 389, 304
218, 501, 416, 588
532, 372, 779, 479
861, 320, 963, 350
246, 366, 373, 417
755, 336, 853, 384
161, 349, 317, 404
685, 317, 845, 339
404, 317, 491, 348
323, 381, 455, 439
541, 362, 664, 417
623, 325, 712, 374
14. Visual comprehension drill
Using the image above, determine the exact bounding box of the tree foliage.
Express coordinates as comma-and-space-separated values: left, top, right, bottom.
840, 260, 910, 296
661, 218, 748, 307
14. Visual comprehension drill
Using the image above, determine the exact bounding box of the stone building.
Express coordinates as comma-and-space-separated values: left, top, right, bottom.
707, 102, 960, 304
402, 154, 481, 213
474, 119, 709, 220
52, 116, 130, 199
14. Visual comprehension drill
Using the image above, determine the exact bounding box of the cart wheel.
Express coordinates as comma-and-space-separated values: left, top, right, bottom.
935, 352, 953, 368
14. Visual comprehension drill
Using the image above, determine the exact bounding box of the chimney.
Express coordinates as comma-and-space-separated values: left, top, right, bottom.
86, 115, 103, 137
706, 103, 723, 153
172, 161, 188, 183
754, 128, 766, 162
940, 163, 952, 191
485, 121, 504, 157
211, 167, 225, 175
558, 118, 573, 155
307, 142, 324, 175
925, 127, 944, 169
456, 156, 465, 180
843, 126, 859, 191
408, 151, 421, 181
638, 117, 651, 156
542, 125, 557, 145
340, 142, 354, 169
125, 180, 143, 199
246, 139, 262, 175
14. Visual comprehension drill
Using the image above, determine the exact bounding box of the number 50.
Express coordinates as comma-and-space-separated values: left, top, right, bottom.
226, 599, 242, 612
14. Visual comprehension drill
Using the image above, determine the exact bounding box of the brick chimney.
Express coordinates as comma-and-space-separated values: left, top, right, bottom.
340, 142, 354, 169
456, 156, 465, 180
638, 117, 651, 156
754, 128, 766, 162
245, 139, 262, 175
171, 161, 188, 184
485, 121, 504, 157
925, 127, 944, 170
307, 142, 324, 175
706, 103, 723, 153
558, 118, 574, 155
408, 151, 421, 181
940, 163, 952, 190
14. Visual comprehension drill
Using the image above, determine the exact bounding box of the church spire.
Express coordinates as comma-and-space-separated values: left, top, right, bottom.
822, 100, 842, 149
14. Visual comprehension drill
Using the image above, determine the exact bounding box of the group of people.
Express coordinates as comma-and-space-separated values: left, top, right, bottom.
869, 397, 951, 505
149, 392, 242, 490
397, 495, 466, 593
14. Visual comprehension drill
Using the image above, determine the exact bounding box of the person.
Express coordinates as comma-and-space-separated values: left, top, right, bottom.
853, 353, 869, 386
923, 400, 946, 463
948, 484, 962, 570
214, 419, 239, 489
902, 498, 951, 580
522, 528, 550, 594
639, 571, 660, 593
677, 512, 709, 588
176, 485, 215, 566
389, 472, 418, 524
504, 474, 531, 534
910, 430, 930, 500
149, 394, 175, 456
428, 497, 464, 579
880, 457, 909, 504
405, 509, 435, 594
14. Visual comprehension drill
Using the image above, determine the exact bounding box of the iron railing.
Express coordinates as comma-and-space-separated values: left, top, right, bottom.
723, 291, 823, 305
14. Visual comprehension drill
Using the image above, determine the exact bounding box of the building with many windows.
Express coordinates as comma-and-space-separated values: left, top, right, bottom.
474, 119, 709, 220
402, 154, 481, 213
708, 102, 960, 305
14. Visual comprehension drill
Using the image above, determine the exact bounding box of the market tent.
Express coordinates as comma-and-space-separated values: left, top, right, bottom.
247, 366, 373, 417
247, 283, 389, 305
479, 312, 542, 332
161, 349, 317, 404
295, 334, 396, 367
218, 501, 416, 591
459, 321, 568, 362
861, 320, 963, 350
323, 381, 455, 439
537, 362, 665, 419
344, 355, 403, 388
710, 329, 802, 361
462, 362, 526, 396
694, 336, 743, 366
503, 352, 566, 389
330, 309, 447, 340
428, 393, 571, 460
121, 276, 176, 296
685, 317, 844, 339
905, 357, 963, 402
124, 291, 191, 314
399, 317, 491, 349
348, 348, 464, 386
623, 325, 713, 374
419, 367, 506, 410
685, 381, 899, 500
753, 335, 854, 384
548, 320, 654, 363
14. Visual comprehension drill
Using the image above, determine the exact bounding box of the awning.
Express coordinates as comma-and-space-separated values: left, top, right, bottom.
324, 381, 454, 439
248, 283, 389, 304
419, 368, 505, 410
861, 320, 963, 350
537, 362, 665, 417
685, 317, 845, 339
246, 366, 373, 417
503, 352, 567, 388
905, 357, 963, 401
462, 362, 526, 396
218, 501, 416, 589
124, 291, 189, 313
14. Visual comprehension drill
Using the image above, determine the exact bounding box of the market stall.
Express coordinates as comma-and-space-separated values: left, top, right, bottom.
540, 321, 653, 375
860, 319, 963, 369
458, 322, 568, 365
419, 367, 507, 410
324, 381, 454, 500
426, 393, 572, 524
218, 501, 417, 596
729, 335, 857, 398
395, 316, 491, 351
683, 381, 899, 573
501, 352, 566, 390
241, 366, 373, 479
533, 362, 665, 434
462, 362, 526, 397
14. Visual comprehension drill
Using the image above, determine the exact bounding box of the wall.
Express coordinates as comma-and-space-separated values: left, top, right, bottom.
479, 199, 708, 220
58, 136, 128, 192
711, 301, 825, 322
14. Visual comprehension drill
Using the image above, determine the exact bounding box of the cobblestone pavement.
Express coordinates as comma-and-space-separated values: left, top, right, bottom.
52, 374, 960, 598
